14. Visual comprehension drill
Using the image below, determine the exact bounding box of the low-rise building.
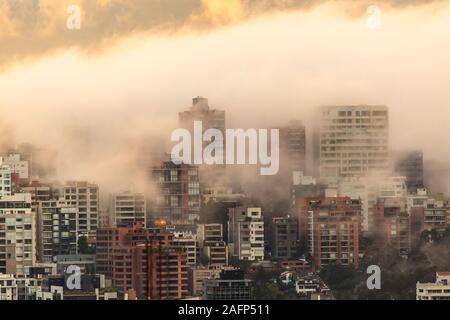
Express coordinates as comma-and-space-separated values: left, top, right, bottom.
417, 272, 450, 300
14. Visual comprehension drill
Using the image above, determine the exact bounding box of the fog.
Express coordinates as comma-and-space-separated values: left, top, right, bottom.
1, 0, 450, 196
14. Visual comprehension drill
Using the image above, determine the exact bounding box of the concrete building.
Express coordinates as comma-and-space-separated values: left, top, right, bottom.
0, 274, 17, 300
297, 197, 361, 268
179, 96, 226, 142
317, 105, 389, 185
417, 272, 450, 300
423, 198, 448, 232
197, 223, 228, 266
338, 175, 407, 233
109, 191, 146, 228
0, 165, 12, 196
152, 161, 201, 224
59, 181, 99, 235
0, 193, 36, 275
270, 216, 299, 260
373, 197, 411, 256
228, 207, 264, 261
179, 96, 226, 185
201, 187, 245, 206
204, 269, 252, 300
96, 225, 189, 300
280, 120, 307, 174
295, 273, 331, 297
191, 266, 222, 296
173, 231, 197, 266
37, 201, 78, 263
0, 154, 29, 181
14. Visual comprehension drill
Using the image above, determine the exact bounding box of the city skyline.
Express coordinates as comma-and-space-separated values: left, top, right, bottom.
1, 0, 450, 303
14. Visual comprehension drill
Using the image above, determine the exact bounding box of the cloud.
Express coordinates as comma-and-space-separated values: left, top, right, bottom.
0, 0, 447, 71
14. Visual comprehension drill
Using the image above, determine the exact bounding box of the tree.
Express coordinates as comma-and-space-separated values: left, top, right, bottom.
78, 235, 93, 254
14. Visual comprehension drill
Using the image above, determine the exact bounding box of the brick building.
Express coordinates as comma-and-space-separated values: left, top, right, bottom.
297, 197, 361, 268
96, 225, 188, 299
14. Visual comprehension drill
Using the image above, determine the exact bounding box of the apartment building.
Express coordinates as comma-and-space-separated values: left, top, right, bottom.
191, 266, 222, 296
0, 165, 12, 196
109, 191, 146, 228
417, 272, 450, 300
228, 207, 264, 261
96, 225, 188, 299
317, 105, 389, 184
204, 269, 253, 300
59, 181, 99, 235
297, 197, 361, 268
178, 96, 226, 185
423, 198, 448, 232
152, 161, 200, 223
173, 231, 197, 266
338, 175, 407, 233
197, 223, 228, 266
0, 154, 29, 181
0, 274, 17, 300
37, 201, 78, 263
373, 197, 411, 256
270, 216, 299, 260
0, 193, 35, 276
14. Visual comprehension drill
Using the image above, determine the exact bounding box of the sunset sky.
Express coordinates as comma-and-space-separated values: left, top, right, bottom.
1, 0, 450, 192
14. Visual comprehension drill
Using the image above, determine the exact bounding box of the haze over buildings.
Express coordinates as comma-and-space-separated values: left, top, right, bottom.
1, 0, 450, 302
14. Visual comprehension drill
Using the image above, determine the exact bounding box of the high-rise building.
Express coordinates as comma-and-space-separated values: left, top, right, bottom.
197, 224, 228, 266
228, 207, 264, 261
152, 161, 200, 224
37, 201, 78, 263
338, 175, 407, 233
0, 193, 35, 275
96, 225, 189, 299
394, 150, 424, 193
373, 197, 411, 256
173, 231, 197, 267
270, 216, 299, 260
179, 96, 226, 153
59, 181, 99, 235
297, 197, 361, 268
179, 97, 226, 185
317, 105, 389, 184
109, 191, 146, 228
280, 120, 307, 176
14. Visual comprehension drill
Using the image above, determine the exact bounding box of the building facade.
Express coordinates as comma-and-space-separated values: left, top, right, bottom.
59, 181, 99, 235
109, 192, 146, 228
318, 105, 389, 184
152, 161, 200, 224
297, 197, 361, 268
228, 207, 264, 261
270, 216, 299, 260
0, 193, 35, 275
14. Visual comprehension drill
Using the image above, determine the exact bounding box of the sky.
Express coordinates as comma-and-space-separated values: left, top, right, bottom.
1, 0, 450, 194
